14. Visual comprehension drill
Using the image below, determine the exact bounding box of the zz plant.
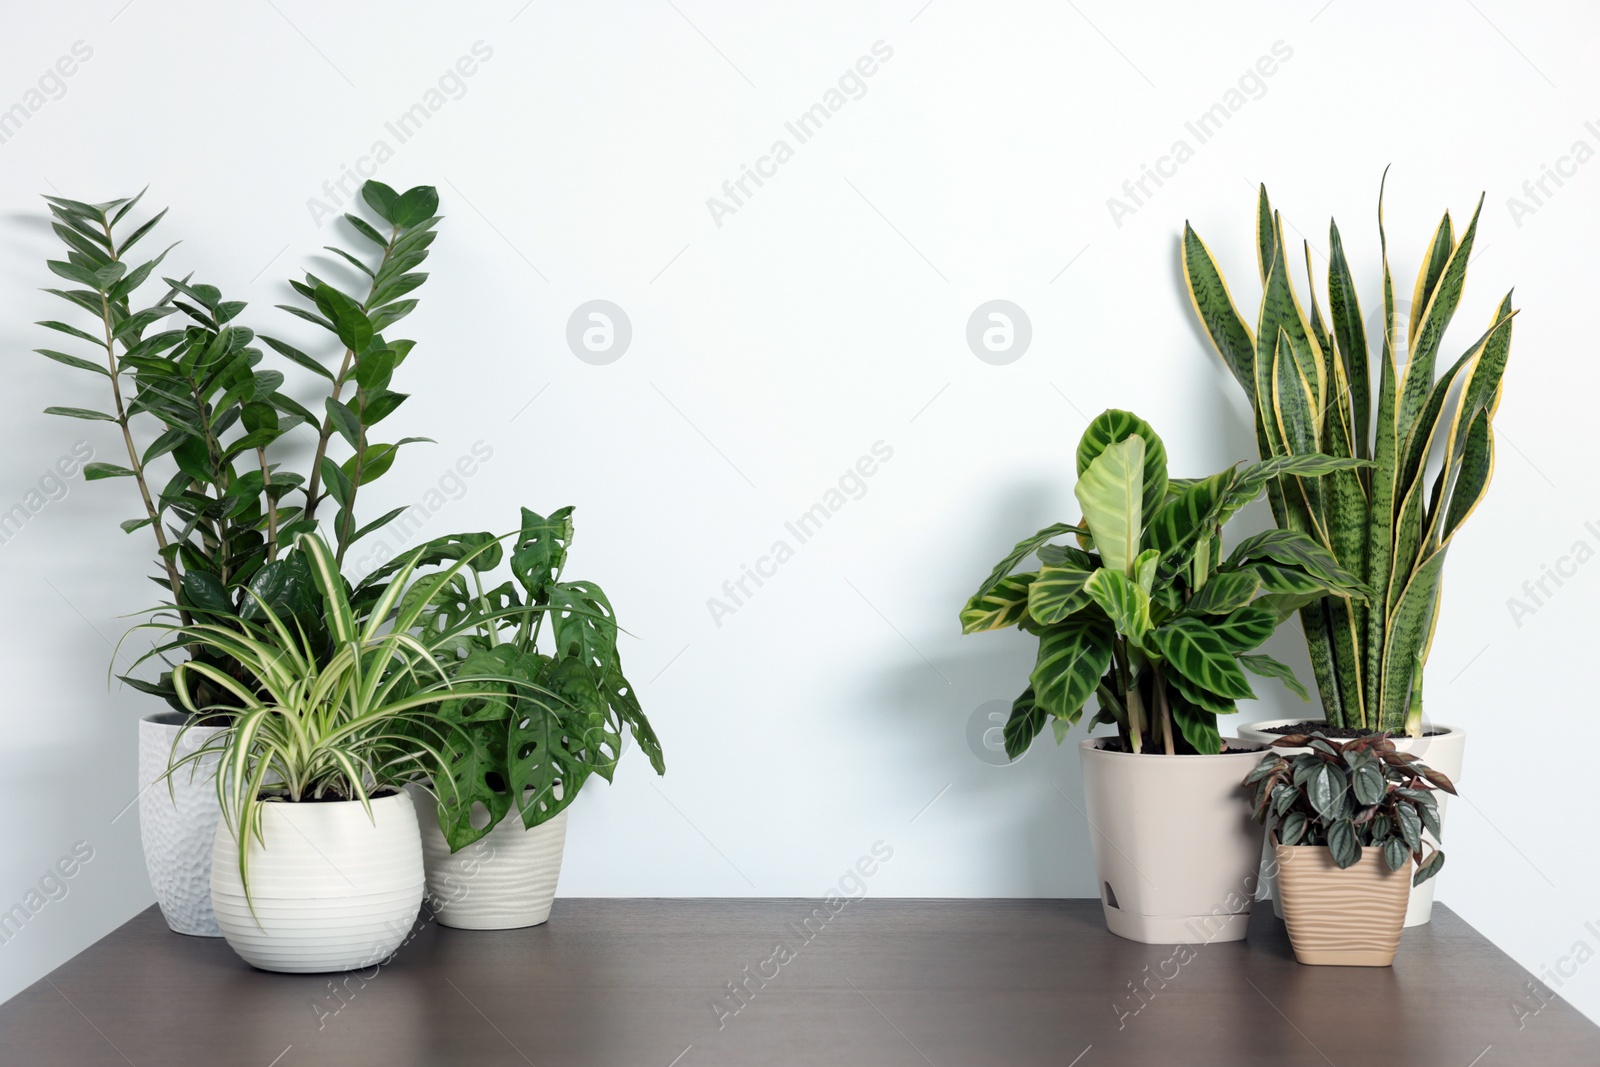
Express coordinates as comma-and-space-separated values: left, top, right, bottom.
1183, 177, 1514, 736
354, 508, 666, 850
35, 181, 442, 714
961, 409, 1370, 757
1245, 732, 1455, 885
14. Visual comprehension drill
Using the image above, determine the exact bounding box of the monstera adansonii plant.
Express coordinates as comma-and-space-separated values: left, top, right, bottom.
961, 410, 1372, 757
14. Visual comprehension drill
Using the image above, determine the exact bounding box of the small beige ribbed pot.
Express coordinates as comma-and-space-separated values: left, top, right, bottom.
1273, 837, 1412, 966
417, 795, 568, 930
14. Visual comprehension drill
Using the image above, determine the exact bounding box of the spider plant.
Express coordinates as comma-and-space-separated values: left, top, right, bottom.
150, 532, 477, 898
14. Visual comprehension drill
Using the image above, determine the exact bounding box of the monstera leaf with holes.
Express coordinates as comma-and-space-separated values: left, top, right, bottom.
1184, 177, 1514, 735
379, 506, 665, 851
961, 409, 1371, 758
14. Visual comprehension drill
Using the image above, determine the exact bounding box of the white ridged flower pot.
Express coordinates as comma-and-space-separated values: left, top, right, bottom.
1238, 717, 1465, 927
138, 711, 227, 937
1079, 738, 1267, 944
417, 794, 567, 930
210, 791, 424, 973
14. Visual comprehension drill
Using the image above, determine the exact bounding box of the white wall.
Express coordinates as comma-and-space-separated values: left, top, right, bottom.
2, 0, 1595, 1023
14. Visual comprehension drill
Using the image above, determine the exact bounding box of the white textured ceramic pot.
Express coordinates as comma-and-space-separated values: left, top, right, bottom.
211, 791, 424, 973
417, 794, 568, 930
1238, 717, 1465, 927
1078, 739, 1267, 944
138, 711, 227, 937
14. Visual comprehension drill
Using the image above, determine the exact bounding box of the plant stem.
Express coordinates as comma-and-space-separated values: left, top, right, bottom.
1117, 641, 1143, 754
303, 223, 400, 528
257, 446, 278, 563
96, 218, 189, 626
1153, 666, 1175, 755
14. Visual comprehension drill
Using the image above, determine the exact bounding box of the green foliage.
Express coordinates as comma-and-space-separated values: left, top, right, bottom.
1184, 177, 1514, 734
353, 508, 666, 851
962, 409, 1370, 757
1244, 731, 1454, 885
36, 182, 442, 718
150, 533, 471, 904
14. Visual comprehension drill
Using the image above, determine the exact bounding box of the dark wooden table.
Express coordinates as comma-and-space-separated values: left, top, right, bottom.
2, 899, 1595, 1066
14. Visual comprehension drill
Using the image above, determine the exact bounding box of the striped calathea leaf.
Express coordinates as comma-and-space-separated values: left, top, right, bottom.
960, 409, 1367, 758
1183, 174, 1513, 735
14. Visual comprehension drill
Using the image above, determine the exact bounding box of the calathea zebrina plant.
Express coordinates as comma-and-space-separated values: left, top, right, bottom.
1245, 731, 1455, 885
352, 507, 665, 851
35, 182, 442, 715
1182, 176, 1514, 737
961, 410, 1370, 757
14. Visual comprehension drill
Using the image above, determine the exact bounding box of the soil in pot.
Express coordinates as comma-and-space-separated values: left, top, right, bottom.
1258, 721, 1445, 739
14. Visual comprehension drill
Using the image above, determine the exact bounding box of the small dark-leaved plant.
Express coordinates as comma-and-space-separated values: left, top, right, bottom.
1245, 732, 1456, 885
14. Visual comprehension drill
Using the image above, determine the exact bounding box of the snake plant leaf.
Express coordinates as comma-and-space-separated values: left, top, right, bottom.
1083, 568, 1151, 642
1026, 566, 1090, 627
1184, 570, 1260, 616
1239, 653, 1311, 701
1441, 408, 1493, 545
1400, 196, 1483, 440
1409, 212, 1456, 347
1460, 294, 1515, 422
1327, 219, 1371, 460
1074, 435, 1146, 576
1379, 547, 1450, 731
1029, 616, 1115, 721
1076, 409, 1168, 522
1002, 686, 1047, 760
1149, 617, 1255, 700
1255, 184, 1275, 283
1182, 223, 1257, 402
1169, 689, 1222, 755
969, 522, 1087, 602
1212, 604, 1278, 652
1257, 214, 1325, 412
962, 573, 1037, 632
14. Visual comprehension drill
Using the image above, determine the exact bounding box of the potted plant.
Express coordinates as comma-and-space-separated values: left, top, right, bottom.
154, 533, 472, 973
353, 508, 665, 930
960, 409, 1369, 943
1245, 732, 1454, 965
36, 182, 444, 934
1182, 175, 1513, 924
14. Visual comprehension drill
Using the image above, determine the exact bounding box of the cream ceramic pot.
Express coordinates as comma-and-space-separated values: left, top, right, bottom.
1078, 738, 1267, 944
210, 790, 424, 973
416, 791, 568, 930
138, 711, 227, 937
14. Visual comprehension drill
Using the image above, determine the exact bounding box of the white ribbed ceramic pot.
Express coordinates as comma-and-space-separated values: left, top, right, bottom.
211, 791, 424, 973
138, 711, 227, 937
1238, 717, 1465, 927
418, 797, 567, 930
1079, 739, 1267, 944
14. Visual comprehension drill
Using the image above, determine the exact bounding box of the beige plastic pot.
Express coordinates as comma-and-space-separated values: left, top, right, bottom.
1273, 836, 1412, 966
1239, 717, 1463, 927
1078, 738, 1267, 944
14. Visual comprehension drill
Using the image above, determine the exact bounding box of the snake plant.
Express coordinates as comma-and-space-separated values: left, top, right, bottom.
1182, 177, 1514, 736
961, 409, 1369, 756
